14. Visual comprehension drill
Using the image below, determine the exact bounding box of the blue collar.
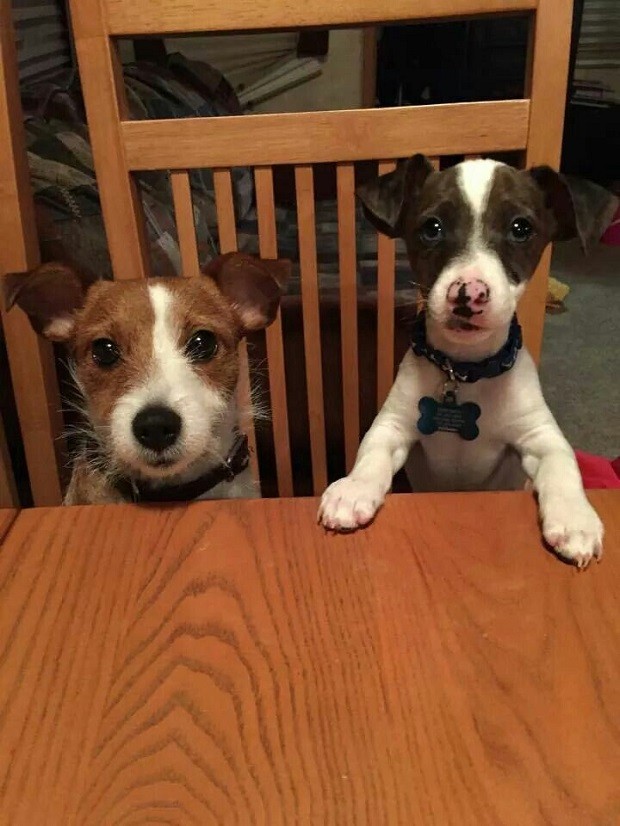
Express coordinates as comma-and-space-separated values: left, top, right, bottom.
410, 311, 523, 383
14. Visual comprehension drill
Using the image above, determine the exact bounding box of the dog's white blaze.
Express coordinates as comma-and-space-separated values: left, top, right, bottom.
149, 283, 191, 394
457, 159, 499, 219
146, 282, 226, 439
109, 283, 227, 478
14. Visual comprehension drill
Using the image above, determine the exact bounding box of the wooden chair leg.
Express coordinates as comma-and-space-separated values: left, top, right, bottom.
0, 418, 17, 508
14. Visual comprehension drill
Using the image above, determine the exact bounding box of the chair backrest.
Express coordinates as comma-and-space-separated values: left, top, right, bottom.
2, 0, 573, 503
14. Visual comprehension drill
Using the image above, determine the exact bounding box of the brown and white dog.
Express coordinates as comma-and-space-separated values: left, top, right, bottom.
319, 156, 614, 568
6, 253, 289, 505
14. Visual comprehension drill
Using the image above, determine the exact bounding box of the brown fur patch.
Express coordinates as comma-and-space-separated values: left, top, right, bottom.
164, 277, 241, 399
72, 277, 242, 429
72, 280, 154, 427
204, 252, 289, 330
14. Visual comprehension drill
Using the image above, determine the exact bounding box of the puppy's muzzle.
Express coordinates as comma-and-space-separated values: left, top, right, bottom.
132, 404, 182, 453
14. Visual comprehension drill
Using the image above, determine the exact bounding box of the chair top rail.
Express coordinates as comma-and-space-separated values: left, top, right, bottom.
101, 0, 537, 36
121, 100, 530, 170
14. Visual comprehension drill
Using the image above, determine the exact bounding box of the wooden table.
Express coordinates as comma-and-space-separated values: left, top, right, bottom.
0, 509, 18, 543
0, 491, 618, 825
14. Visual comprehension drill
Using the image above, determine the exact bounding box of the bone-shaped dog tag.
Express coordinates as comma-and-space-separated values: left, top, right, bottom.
417, 388, 481, 441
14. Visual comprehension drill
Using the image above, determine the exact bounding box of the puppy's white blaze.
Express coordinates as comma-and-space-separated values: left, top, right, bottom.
458, 159, 500, 219
109, 283, 227, 476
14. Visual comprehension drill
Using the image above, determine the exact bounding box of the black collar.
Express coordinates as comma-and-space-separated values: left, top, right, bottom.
112, 433, 250, 503
410, 311, 522, 383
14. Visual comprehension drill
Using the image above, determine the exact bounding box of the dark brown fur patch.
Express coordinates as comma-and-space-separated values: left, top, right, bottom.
380, 162, 561, 290
399, 166, 473, 290
482, 166, 554, 283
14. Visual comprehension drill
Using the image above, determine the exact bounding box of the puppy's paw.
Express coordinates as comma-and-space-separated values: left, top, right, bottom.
542, 497, 604, 569
318, 477, 384, 532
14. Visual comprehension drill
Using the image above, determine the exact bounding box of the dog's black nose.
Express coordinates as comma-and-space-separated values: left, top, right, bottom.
132, 405, 181, 452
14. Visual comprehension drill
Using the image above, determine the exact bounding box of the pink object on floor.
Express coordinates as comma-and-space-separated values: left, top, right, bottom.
575, 450, 620, 489
600, 205, 620, 246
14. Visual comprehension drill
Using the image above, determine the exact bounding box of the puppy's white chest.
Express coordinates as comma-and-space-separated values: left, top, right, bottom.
405, 356, 524, 491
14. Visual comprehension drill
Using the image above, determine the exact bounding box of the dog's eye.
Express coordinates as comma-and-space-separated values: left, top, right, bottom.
509, 217, 534, 242
419, 217, 443, 245
185, 330, 218, 361
91, 338, 120, 367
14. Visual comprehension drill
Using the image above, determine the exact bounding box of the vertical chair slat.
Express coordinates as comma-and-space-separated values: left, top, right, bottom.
254, 166, 294, 498
69, 0, 150, 280
213, 168, 259, 485
294, 164, 327, 495
336, 162, 359, 472
170, 170, 200, 277
0, 2, 63, 505
522, 0, 572, 361
212, 169, 237, 252
376, 160, 397, 410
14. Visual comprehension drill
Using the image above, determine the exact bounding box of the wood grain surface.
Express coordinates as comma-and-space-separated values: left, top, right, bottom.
105, 0, 538, 36
0, 510, 17, 542
0, 490, 619, 824
120, 100, 530, 170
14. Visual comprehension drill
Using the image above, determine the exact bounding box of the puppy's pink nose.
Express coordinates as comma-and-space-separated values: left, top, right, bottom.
447, 277, 490, 307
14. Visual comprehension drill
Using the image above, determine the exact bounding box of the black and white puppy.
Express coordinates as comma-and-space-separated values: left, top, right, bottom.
319, 155, 611, 568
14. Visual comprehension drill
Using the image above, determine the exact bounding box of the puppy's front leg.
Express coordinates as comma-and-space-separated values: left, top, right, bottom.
515, 417, 604, 568
319, 352, 421, 531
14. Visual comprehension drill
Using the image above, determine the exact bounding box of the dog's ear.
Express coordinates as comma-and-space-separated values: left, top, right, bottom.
356, 153, 435, 238
529, 166, 619, 253
204, 252, 290, 332
3, 262, 95, 341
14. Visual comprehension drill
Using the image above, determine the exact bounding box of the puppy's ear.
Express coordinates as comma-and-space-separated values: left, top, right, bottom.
529, 166, 618, 253
3, 262, 95, 341
356, 153, 434, 238
204, 252, 290, 332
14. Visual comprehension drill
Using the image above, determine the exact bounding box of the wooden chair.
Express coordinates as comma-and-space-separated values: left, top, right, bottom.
2, 0, 573, 503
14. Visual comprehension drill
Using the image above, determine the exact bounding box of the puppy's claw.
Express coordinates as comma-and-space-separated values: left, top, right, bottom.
318, 477, 384, 533
542, 498, 604, 570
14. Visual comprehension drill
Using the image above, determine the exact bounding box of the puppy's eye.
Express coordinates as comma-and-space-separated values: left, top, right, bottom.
509, 217, 534, 242
185, 330, 218, 361
419, 217, 443, 245
91, 338, 120, 367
